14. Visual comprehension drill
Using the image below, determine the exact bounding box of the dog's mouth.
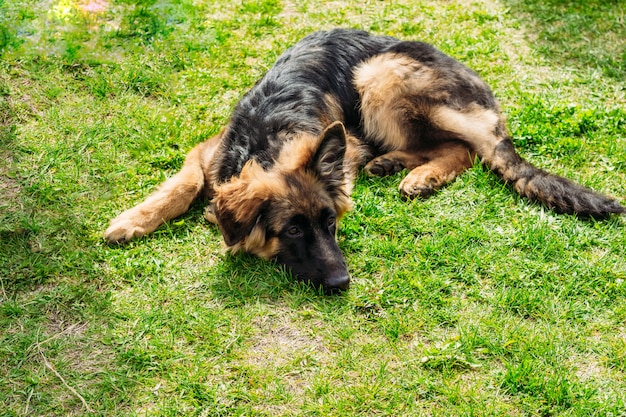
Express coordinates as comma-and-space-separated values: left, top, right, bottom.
274, 243, 351, 294
292, 272, 350, 294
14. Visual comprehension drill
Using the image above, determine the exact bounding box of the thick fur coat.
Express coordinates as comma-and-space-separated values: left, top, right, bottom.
105, 29, 624, 292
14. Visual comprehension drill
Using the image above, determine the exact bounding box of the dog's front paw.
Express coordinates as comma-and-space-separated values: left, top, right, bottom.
204, 203, 217, 224
104, 216, 147, 244
399, 172, 437, 199
364, 156, 405, 177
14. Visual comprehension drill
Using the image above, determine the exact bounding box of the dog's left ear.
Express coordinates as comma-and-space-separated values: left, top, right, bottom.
308, 121, 346, 190
212, 162, 271, 247
214, 197, 268, 247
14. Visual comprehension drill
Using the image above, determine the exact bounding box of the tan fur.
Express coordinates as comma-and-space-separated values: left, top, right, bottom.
354, 54, 421, 150
398, 142, 476, 197
430, 104, 503, 157
265, 129, 366, 211
231, 228, 280, 259
343, 133, 371, 196
354, 53, 448, 150
273, 133, 320, 171
214, 162, 277, 220
322, 93, 345, 124
104, 132, 222, 243
210, 160, 287, 256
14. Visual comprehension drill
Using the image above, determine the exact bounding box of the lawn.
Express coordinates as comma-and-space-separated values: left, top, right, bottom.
1, 0, 625, 415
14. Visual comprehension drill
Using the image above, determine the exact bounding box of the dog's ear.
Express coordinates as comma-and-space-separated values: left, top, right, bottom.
214, 199, 268, 247
308, 121, 346, 190
212, 162, 271, 247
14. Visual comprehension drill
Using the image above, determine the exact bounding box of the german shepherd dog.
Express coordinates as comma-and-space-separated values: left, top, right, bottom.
105, 29, 624, 293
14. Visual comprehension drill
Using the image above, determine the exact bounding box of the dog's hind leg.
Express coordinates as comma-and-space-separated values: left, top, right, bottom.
104, 132, 222, 243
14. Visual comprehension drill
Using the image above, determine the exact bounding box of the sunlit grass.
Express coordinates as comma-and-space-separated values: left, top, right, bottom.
1, 0, 625, 415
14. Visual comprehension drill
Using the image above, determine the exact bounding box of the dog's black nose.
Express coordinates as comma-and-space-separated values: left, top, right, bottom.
326, 275, 350, 292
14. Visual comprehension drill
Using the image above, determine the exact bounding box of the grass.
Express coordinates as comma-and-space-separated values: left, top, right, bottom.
1, 0, 625, 415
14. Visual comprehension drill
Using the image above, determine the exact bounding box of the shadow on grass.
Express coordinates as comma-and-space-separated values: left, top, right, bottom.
501, 0, 625, 79
207, 252, 348, 307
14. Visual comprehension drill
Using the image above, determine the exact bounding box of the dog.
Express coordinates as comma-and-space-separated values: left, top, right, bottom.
105, 29, 625, 293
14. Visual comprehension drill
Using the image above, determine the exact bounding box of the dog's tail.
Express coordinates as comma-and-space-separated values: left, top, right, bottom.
485, 138, 625, 218
431, 106, 624, 218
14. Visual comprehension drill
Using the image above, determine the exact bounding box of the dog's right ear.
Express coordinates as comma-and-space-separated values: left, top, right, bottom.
212, 161, 271, 247
308, 121, 347, 191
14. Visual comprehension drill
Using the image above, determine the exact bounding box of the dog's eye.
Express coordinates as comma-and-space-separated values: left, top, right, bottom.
327, 216, 336, 230
286, 226, 303, 238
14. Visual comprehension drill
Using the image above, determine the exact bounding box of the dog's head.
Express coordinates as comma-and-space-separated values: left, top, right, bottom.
212, 122, 353, 293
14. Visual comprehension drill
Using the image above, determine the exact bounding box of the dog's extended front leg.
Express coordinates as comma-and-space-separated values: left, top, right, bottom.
398, 142, 475, 198
105, 133, 222, 244
363, 143, 475, 198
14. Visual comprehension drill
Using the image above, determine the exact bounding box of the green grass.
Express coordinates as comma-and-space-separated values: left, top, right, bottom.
1, 0, 625, 415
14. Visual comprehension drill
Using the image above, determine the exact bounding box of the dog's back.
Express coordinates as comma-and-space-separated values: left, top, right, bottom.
210, 29, 398, 182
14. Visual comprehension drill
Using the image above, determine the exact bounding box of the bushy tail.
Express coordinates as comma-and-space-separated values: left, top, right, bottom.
487, 139, 625, 218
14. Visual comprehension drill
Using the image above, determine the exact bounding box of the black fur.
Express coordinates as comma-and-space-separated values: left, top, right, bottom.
213, 29, 396, 181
